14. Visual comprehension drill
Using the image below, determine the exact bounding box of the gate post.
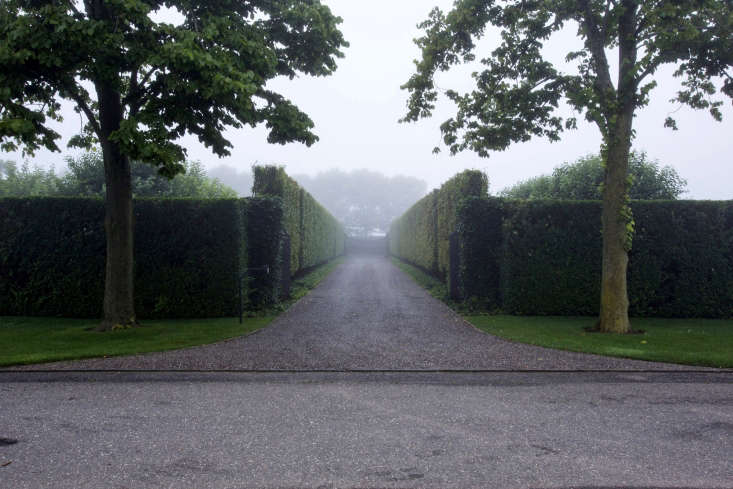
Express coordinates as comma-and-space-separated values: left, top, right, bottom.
449, 231, 461, 301
279, 231, 291, 300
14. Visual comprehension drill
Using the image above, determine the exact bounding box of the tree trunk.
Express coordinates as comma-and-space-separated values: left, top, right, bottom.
599, 108, 635, 334
97, 82, 137, 331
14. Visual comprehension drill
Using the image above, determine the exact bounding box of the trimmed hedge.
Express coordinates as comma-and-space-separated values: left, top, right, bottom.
454, 198, 733, 318
243, 196, 283, 307
1, 198, 107, 317
628, 201, 733, 318
499, 200, 603, 315
0, 196, 285, 318
455, 197, 504, 310
389, 170, 488, 280
252, 165, 344, 274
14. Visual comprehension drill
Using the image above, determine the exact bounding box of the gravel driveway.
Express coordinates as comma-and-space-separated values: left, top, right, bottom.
10, 254, 703, 370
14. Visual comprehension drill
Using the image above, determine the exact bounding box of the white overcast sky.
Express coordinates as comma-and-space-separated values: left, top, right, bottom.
6, 0, 733, 198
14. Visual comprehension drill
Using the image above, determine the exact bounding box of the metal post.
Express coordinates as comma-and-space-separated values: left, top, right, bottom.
449, 231, 461, 301
238, 271, 243, 324
280, 231, 291, 300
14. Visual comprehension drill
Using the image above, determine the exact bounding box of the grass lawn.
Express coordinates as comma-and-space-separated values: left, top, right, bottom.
1, 257, 344, 367
392, 256, 733, 368
466, 315, 733, 368
0, 316, 273, 367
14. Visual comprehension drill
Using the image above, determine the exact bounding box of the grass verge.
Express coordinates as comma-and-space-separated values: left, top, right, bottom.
393, 256, 733, 368
466, 315, 733, 368
0, 257, 344, 367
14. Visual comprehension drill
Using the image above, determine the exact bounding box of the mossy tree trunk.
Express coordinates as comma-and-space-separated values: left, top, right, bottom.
599, 106, 634, 334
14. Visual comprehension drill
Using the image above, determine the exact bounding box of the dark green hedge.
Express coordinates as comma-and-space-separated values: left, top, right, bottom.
455, 197, 504, 310
389, 170, 488, 279
1, 197, 286, 318
500, 200, 603, 315
133, 198, 244, 318
0, 198, 106, 317
252, 165, 344, 275
243, 196, 283, 307
628, 201, 733, 318
454, 197, 733, 318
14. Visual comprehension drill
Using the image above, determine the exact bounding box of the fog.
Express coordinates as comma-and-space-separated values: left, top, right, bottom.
4, 0, 732, 199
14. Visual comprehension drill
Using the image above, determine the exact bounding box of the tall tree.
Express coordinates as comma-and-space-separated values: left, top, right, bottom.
501, 151, 687, 200
401, 0, 732, 333
0, 0, 347, 329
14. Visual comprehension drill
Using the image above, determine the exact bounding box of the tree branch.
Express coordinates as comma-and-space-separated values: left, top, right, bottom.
61, 79, 101, 136
579, 0, 616, 124
124, 66, 156, 115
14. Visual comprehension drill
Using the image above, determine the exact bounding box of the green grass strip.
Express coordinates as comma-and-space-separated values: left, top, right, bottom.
1, 257, 344, 367
466, 315, 733, 368
0, 316, 273, 367
393, 255, 733, 368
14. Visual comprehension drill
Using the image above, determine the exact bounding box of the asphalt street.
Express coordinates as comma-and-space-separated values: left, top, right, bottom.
1, 371, 732, 489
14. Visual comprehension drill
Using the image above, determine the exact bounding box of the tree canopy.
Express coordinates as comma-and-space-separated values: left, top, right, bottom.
501, 151, 687, 200
401, 0, 732, 333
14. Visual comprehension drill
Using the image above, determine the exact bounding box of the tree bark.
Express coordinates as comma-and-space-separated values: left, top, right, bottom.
599, 107, 634, 334
97, 82, 137, 331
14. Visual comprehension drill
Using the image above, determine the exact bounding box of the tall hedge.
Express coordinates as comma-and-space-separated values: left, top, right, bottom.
389, 170, 488, 279
389, 190, 438, 273
252, 165, 344, 275
0, 198, 107, 317
455, 197, 504, 310
243, 197, 284, 307
0, 196, 285, 318
454, 197, 733, 318
499, 200, 603, 315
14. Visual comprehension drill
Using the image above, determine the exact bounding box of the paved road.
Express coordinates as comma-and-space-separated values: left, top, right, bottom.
10, 255, 701, 371
1, 371, 732, 489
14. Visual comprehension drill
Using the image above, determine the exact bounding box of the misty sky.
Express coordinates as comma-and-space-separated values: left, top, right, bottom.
5, 0, 732, 198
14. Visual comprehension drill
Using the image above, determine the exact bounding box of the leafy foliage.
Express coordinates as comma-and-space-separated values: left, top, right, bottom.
402, 1, 732, 151
501, 152, 687, 200
0, 160, 63, 196
0, 0, 347, 326
252, 165, 344, 275
0, 154, 236, 198
401, 0, 732, 331
0, 196, 287, 317
454, 197, 733, 318
389, 170, 488, 279
0, 0, 348, 165
243, 196, 284, 307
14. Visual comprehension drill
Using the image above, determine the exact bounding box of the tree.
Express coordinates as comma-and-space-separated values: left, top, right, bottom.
58, 152, 237, 199
501, 151, 687, 200
0, 160, 62, 196
401, 0, 732, 333
0, 1, 347, 329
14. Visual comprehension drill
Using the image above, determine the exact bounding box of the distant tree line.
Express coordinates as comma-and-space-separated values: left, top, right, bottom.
207, 165, 429, 237
294, 169, 427, 236
0, 153, 236, 199
500, 152, 687, 201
